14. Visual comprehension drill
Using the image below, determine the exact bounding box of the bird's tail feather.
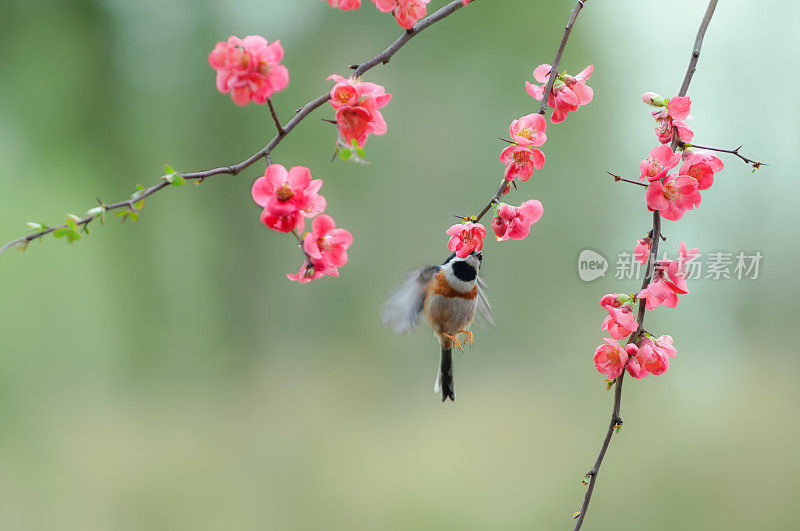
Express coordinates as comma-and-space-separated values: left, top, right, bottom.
434, 347, 455, 402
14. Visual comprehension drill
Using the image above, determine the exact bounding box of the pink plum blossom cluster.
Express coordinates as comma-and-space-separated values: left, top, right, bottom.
208, 36, 289, 106
252, 165, 352, 283
593, 91, 728, 380
594, 292, 679, 379
208, 35, 355, 284
322, 0, 431, 30
445, 62, 594, 258
327, 74, 392, 155
640, 94, 724, 221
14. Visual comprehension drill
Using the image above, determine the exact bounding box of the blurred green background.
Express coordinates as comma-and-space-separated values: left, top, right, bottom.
1, 0, 797, 529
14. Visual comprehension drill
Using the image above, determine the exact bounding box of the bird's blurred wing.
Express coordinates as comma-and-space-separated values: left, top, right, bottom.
476, 275, 498, 328
380, 265, 439, 334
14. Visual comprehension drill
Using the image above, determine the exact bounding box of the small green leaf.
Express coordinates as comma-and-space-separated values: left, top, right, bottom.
355, 147, 366, 158
134, 200, 144, 210
339, 148, 352, 160
136, 184, 145, 192
65, 217, 78, 231
170, 174, 185, 186
53, 227, 70, 238
163, 164, 175, 174
351, 139, 359, 149
128, 211, 139, 222
66, 230, 81, 242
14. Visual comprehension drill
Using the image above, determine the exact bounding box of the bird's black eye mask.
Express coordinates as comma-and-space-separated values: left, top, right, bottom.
451, 260, 477, 282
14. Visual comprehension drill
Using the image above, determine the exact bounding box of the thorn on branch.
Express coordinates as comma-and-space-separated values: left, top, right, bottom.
348, 64, 359, 70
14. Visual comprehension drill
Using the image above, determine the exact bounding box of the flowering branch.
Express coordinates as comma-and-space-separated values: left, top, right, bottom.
573, 1, 719, 529
466, 0, 588, 225
0, 0, 475, 257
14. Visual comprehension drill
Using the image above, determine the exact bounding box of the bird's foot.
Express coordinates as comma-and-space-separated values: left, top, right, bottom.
442, 333, 464, 352
458, 329, 474, 349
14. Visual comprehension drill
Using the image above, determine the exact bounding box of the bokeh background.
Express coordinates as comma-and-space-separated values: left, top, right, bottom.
1, 0, 798, 529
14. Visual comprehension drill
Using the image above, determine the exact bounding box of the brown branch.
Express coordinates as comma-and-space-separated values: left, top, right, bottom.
470, 0, 587, 224
573, 1, 718, 529
0, 0, 476, 256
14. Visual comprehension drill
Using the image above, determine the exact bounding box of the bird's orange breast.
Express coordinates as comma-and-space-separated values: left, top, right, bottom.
428, 271, 477, 300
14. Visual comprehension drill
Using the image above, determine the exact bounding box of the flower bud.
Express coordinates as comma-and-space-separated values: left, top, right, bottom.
641, 92, 666, 107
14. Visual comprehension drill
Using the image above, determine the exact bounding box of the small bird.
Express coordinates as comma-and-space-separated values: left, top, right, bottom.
380, 251, 495, 402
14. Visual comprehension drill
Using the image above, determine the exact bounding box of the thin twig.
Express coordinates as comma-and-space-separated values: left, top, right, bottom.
608, 172, 648, 188
0, 0, 476, 256
680, 142, 765, 169
267, 98, 285, 135
573, 1, 718, 529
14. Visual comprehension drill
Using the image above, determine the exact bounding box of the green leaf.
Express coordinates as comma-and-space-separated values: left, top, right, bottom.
355, 147, 366, 158
128, 211, 139, 222
65, 217, 78, 231
339, 148, 352, 160
66, 230, 81, 242
170, 174, 185, 186
134, 200, 144, 210
163, 164, 175, 174
53, 227, 70, 238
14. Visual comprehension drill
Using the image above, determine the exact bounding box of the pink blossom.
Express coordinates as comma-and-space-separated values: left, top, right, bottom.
651, 96, 693, 144
508, 114, 547, 147
645, 173, 702, 221
287, 258, 333, 284
636, 244, 697, 310
328, 75, 391, 148
637, 265, 679, 310
260, 210, 305, 233
679, 149, 724, 190
664, 241, 699, 294
491, 200, 544, 241
303, 214, 353, 272
323, 0, 361, 10
371, 0, 397, 11
654, 334, 677, 359
641, 92, 666, 107
526, 64, 593, 124
594, 339, 637, 379
499, 145, 545, 182
394, 0, 430, 29
208, 35, 289, 106
601, 305, 639, 340
461, 0, 472, 4
639, 145, 681, 182
634, 236, 651, 266
627, 335, 677, 378
446, 222, 486, 258
600, 293, 624, 309
251, 165, 324, 233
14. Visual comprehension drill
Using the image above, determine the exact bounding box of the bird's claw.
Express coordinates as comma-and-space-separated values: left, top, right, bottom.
458, 329, 474, 349
442, 333, 464, 353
